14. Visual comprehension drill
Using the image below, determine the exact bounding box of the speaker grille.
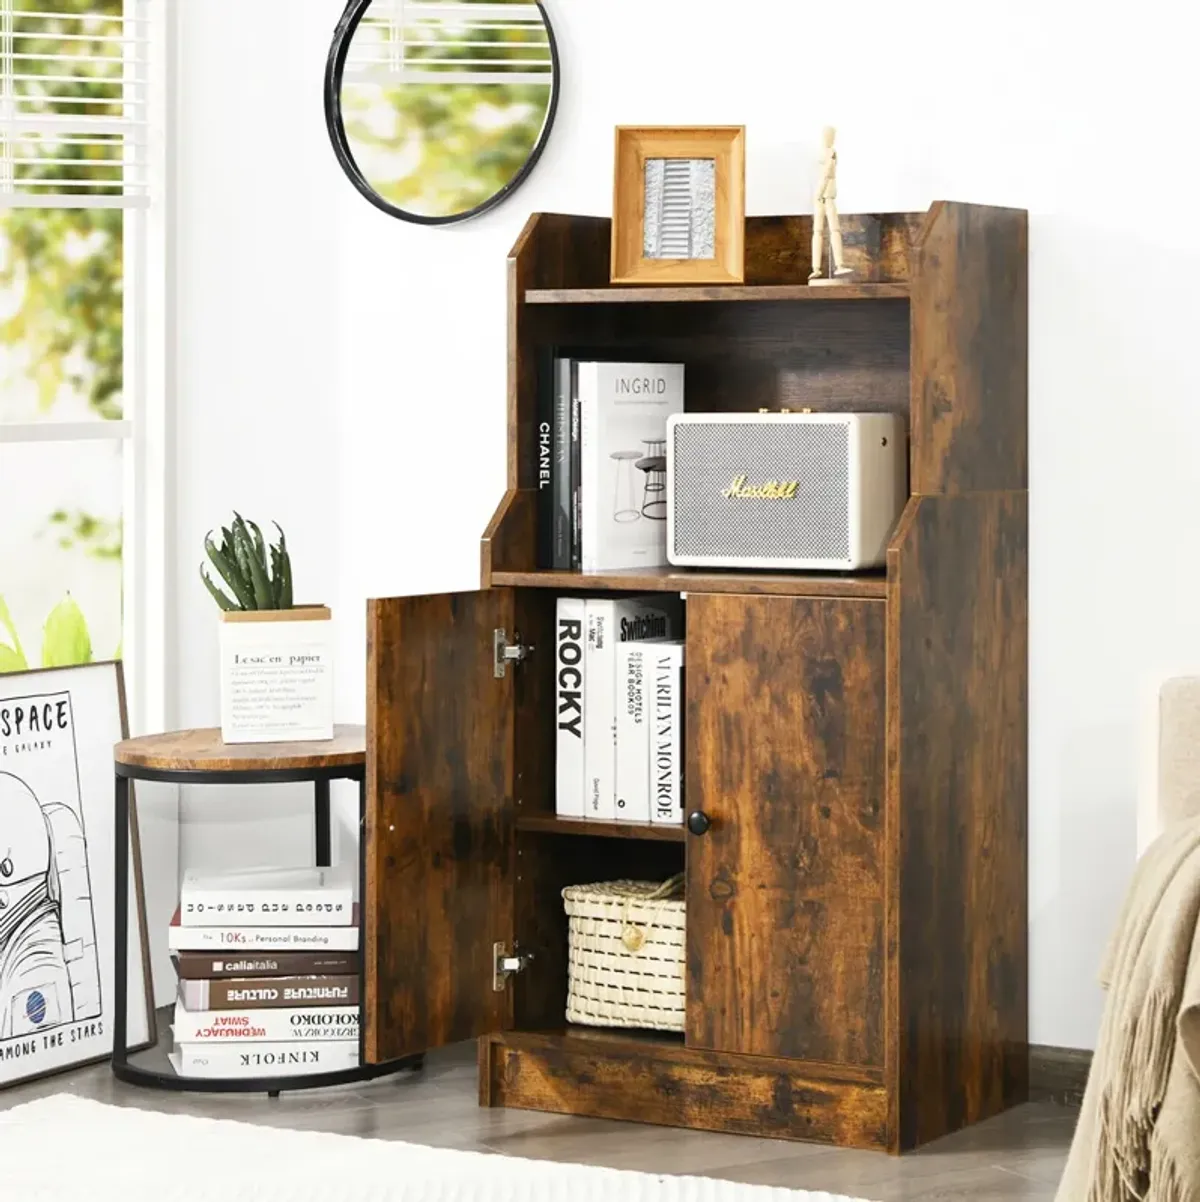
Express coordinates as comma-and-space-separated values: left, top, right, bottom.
672, 421, 851, 561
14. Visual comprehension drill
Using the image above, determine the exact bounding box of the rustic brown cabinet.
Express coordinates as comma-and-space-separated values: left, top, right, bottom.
365, 203, 1028, 1153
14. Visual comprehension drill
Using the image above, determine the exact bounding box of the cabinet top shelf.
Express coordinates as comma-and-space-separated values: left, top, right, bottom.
524, 283, 910, 305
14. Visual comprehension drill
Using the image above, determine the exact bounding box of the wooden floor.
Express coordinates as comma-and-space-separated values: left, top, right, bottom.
2, 1038, 1075, 1200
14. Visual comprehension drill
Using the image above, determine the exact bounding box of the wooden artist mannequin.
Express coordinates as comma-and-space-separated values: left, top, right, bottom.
809, 126, 853, 282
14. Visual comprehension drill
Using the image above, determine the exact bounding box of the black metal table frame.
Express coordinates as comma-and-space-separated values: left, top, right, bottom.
113, 758, 420, 1094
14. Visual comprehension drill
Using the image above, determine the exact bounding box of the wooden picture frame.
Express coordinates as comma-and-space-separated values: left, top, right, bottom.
0, 660, 156, 1087
611, 126, 745, 286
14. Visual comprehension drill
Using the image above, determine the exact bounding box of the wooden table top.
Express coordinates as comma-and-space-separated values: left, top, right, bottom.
114, 725, 366, 773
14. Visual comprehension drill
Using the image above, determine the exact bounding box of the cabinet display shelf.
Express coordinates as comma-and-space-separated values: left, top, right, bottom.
524, 282, 910, 305
516, 813, 687, 843
490, 565, 887, 599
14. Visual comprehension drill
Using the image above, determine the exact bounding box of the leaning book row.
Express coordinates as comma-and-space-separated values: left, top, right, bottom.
537, 358, 684, 572
556, 594, 685, 824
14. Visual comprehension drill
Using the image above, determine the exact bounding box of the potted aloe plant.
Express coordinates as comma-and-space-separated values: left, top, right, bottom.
201, 514, 333, 744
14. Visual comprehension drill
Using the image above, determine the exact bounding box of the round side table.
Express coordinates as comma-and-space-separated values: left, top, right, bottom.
112, 725, 420, 1094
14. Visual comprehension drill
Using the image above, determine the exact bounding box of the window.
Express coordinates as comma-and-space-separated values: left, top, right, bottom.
0, 0, 148, 679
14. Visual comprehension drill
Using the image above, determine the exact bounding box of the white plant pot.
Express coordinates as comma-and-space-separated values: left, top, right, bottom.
218, 606, 334, 743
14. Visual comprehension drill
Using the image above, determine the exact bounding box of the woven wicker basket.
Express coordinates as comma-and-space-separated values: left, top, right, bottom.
562, 874, 685, 1032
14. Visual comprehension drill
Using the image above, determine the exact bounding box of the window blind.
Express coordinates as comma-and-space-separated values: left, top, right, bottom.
0, 0, 147, 209
345, 1, 553, 88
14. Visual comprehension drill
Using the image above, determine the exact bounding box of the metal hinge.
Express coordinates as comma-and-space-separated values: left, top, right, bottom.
493, 628, 533, 678
493, 941, 534, 991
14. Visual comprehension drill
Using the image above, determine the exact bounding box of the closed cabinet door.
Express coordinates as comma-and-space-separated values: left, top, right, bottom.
685, 594, 886, 1067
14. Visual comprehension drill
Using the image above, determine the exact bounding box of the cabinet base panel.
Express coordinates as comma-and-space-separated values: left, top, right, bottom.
479, 1031, 890, 1150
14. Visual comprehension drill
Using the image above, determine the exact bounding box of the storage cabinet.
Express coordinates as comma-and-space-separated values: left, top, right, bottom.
365, 203, 1028, 1153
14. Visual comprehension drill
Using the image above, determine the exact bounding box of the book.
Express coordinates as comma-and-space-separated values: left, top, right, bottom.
554, 595, 586, 818
173, 950, 358, 979
168, 905, 359, 953
170, 1040, 359, 1079
536, 347, 555, 568
177, 975, 359, 1011
172, 1002, 359, 1042
584, 597, 681, 820
650, 641, 686, 825
569, 361, 581, 571
615, 641, 651, 822
577, 361, 684, 573
553, 355, 574, 569
180, 865, 353, 927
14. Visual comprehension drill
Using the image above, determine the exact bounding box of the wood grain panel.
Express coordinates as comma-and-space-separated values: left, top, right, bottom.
365, 591, 515, 1063
523, 299, 911, 418
508, 214, 609, 489
525, 284, 910, 304
482, 1030, 889, 1148
114, 726, 364, 773
491, 565, 886, 599
686, 594, 886, 1066
743, 213, 921, 285
515, 813, 686, 841
480, 488, 537, 582
910, 202, 1028, 493
888, 492, 1028, 1149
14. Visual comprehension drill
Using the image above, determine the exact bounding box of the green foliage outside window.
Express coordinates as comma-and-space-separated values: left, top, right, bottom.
0, 0, 124, 674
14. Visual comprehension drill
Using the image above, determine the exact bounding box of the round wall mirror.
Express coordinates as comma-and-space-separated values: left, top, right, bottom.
325, 0, 560, 226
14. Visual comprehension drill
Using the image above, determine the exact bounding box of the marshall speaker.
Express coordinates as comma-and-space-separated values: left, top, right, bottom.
666, 411, 908, 570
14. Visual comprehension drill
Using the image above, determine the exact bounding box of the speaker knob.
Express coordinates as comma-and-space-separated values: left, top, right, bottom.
687, 811, 711, 836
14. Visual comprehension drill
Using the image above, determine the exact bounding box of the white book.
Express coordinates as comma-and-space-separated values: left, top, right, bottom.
170, 1039, 359, 1079
578, 361, 684, 572
180, 865, 353, 927
554, 596, 586, 818
650, 642, 686, 825
172, 1002, 359, 1043
615, 641, 652, 822
585, 597, 680, 820
168, 911, 360, 953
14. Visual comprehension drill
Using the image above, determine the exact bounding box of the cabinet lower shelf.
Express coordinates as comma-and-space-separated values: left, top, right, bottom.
515, 813, 687, 842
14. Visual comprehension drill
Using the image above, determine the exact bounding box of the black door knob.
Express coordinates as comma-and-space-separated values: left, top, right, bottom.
687, 811, 711, 836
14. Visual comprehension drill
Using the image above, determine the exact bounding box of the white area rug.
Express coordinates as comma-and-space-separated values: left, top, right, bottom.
0, 1095, 876, 1202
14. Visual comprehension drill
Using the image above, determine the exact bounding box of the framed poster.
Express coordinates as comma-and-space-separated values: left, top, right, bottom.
0, 661, 154, 1086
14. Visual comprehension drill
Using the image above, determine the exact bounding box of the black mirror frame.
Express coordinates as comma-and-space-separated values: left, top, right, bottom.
324, 0, 561, 227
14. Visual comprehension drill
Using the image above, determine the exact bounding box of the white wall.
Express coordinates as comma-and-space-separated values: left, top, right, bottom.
171, 0, 1200, 1051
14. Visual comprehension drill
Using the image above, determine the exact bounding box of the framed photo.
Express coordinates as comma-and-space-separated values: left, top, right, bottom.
611, 125, 745, 286
0, 661, 155, 1087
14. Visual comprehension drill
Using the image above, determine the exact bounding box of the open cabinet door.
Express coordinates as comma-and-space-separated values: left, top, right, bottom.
365, 590, 517, 1063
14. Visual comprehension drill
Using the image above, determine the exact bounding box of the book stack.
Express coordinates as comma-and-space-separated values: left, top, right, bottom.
556, 595, 685, 825
167, 866, 360, 1079
537, 357, 684, 571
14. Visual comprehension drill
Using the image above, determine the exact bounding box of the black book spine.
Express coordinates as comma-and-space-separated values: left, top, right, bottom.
551, 356, 572, 569
569, 360, 581, 572
535, 349, 555, 568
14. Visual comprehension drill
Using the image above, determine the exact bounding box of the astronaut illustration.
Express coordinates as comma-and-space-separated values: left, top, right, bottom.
0, 772, 100, 1039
